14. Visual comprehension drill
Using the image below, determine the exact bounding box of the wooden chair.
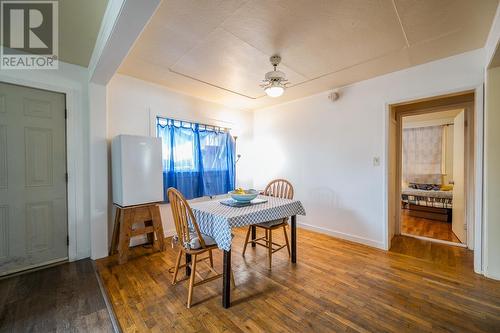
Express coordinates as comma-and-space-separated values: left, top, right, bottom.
242, 179, 294, 269
168, 187, 234, 308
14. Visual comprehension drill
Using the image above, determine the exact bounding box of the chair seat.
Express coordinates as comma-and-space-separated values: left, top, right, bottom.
186, 232, 234, 249
187, 232, 217, 249
256, 219, 287, 228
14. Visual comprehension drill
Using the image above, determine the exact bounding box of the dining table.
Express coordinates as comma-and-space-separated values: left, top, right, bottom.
189, 195, 306, 308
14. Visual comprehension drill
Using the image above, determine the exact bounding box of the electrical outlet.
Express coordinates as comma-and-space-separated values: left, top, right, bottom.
373, 157, 380, 166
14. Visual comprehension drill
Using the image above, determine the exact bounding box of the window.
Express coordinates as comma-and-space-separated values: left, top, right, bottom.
157, 117, 235, 201
402, 125, 443, 185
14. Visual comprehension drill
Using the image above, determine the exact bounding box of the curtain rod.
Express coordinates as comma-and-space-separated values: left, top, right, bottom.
157, 116, 232, 132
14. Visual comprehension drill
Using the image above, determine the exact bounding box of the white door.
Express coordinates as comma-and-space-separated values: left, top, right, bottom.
452, 110, 466, 243
0, 82, 67, 276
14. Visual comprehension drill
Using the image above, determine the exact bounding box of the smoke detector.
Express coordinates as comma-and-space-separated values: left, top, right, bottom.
328, 89, 340, 102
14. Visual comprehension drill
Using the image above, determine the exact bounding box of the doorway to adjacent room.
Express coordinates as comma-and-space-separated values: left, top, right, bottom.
388, 91, 476, 248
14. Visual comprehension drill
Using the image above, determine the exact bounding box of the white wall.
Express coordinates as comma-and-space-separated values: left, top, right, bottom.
483, 2, 500, 281
0, 61, 92, 260
252, 49, 485, 250
107, 74, 253, 246
484, 66, 500, 280
89, 83, 109, 259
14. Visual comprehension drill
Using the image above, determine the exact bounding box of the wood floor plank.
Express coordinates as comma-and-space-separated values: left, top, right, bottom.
0, 259, 114, 332
401, 209, 461, 243
96, 228, 500, 333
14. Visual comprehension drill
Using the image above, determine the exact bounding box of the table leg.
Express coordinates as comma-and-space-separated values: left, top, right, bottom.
222, 249, 231, 308
185, 253, 192, 276
251, 225, 256, 247
291, 215, 297, 263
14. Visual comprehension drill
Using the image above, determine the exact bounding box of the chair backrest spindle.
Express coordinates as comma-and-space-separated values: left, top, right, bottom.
263, 179, 294, 200
168, 187, 206, 249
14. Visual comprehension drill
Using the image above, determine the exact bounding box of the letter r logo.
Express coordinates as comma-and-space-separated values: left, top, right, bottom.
2, 2, 55, 54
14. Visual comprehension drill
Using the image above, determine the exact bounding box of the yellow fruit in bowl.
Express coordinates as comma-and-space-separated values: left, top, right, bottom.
235, 188, 245, 194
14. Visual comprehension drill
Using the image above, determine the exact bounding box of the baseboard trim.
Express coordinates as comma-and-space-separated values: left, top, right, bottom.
484, 270, 500, 281
164, 228, 176, 237
129, 228, 176, 247
298, 223, 385, 250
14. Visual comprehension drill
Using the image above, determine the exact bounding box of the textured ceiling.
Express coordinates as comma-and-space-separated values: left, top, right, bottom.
119, 0, 499, 110
59, 0, 108, 67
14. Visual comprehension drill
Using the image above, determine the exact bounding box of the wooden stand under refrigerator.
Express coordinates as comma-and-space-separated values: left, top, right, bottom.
109, 202, 166, 264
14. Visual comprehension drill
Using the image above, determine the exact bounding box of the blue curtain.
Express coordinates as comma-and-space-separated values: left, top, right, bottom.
157, 118, 235, 201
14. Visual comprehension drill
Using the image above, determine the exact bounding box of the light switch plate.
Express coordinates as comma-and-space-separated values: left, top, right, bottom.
373, 157, 380, 166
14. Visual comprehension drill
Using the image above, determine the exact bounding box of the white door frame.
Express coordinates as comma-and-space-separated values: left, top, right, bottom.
384, 85, 484, 275
0, 74, 85, 262
396, 103, 473, 248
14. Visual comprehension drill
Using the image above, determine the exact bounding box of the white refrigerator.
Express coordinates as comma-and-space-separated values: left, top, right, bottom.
112, 135, 163, 207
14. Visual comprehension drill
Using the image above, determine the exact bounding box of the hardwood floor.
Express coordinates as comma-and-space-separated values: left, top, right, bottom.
0, 259, 114, 332
401, 209, 461, 243
96, 227, 500, 333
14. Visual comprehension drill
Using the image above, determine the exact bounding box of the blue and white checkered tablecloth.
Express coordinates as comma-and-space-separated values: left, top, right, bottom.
190, 195, 306, 251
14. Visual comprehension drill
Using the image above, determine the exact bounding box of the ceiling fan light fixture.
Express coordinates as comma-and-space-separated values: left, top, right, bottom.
265, 83, 285, 97
261, 55, 289, 98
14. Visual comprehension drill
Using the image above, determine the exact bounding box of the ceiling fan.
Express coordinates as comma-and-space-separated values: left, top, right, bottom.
261, 55, 289, 97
